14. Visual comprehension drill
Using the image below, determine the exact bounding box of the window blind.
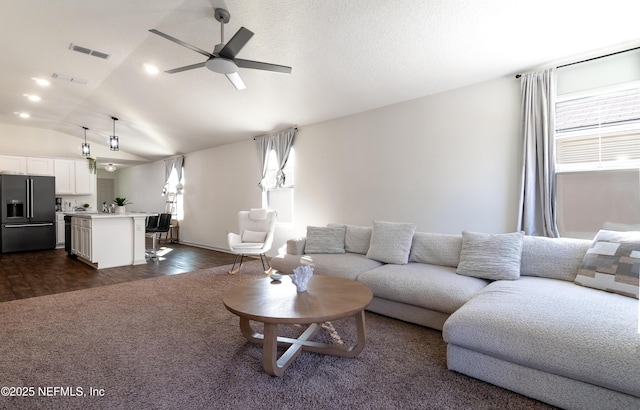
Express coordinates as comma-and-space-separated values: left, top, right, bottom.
555, 86, 640, 171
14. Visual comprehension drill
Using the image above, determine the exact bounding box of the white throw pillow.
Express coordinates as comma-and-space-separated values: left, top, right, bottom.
242, 229, 267, 243
305, 226, 346, 254
409, 232, 462, 268
328, 223, 372, 255
456, 231, 524, 280
365, 220, 416, 265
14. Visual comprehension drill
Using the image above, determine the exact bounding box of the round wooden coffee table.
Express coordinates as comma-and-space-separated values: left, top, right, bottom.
223, 275, 373, 376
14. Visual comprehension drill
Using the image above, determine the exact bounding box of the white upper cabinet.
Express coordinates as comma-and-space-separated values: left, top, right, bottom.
74, 160, 93, 195
0, 155, 27, 174
54, 159, 74, 194
26, 157, 55, 176
54, 159, 93, 195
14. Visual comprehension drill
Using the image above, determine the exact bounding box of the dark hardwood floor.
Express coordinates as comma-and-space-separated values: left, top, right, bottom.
0, 239, 240, 303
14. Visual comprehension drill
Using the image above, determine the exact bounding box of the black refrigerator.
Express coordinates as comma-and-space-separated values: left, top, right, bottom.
0, 175, 56, 253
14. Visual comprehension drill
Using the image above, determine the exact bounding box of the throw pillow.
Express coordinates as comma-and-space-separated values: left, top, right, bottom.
456, 231, 524, 280
574, 229, 640, 299
344, 225, 373, 254
365, 220, 416, 264
328, 224, 372, 254
409, 232, 462, 268
305, 226, 346, 254
241, 229, 267, 243
520, 235, 591, 282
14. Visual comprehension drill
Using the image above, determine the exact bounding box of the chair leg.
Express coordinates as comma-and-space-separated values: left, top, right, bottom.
146, 233, 158, 261
228, 254, 244, 274
260, 253, 273, 275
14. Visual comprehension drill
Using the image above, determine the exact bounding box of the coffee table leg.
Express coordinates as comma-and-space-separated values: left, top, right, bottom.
237, 311, 367, 376
301, 310, 367, 358
239, 317, 262, 343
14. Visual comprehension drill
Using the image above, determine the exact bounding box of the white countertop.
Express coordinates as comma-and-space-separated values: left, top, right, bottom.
69, 212, 155, 219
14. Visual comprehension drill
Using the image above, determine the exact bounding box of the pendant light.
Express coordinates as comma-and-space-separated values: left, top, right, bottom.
81, 126, 90, 157
110, 116, 119, 151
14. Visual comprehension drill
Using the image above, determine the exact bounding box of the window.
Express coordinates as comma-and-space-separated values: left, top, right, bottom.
164, 165, 184, 220
262, 149, 294, 223
263, 149, 294, 189
555, 82, 640, 238
556, 84, 640, 172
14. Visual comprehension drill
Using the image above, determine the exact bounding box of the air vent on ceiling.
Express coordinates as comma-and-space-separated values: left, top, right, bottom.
69, 43, 111, 60
52, 73, 87, 85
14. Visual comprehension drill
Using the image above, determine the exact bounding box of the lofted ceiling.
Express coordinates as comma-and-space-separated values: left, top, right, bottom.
1, 0, 639, 166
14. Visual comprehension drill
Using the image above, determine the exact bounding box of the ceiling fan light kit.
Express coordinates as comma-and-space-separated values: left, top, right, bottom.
205, 58, 237, 74
149, 7, 291, 90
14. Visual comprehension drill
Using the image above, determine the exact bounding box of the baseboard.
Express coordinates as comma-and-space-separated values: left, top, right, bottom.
177, 241, 233, 254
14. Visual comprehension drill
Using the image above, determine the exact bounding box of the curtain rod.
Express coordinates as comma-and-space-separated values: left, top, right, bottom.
515, 45, 640, 79
253, 126, 298, 140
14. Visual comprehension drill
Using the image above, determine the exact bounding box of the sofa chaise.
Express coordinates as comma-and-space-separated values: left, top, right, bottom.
270, 221, 640, 410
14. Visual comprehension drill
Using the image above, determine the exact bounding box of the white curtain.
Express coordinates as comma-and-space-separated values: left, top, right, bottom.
162, 156, 184, 195
255, 136, 272, 191
255, 127, 297, 190
517, 68, 559, 237
272, 128, 296, 188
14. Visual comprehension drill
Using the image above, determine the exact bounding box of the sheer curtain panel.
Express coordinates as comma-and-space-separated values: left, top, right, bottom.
517, 68, 559, 237
255, 127, 297, 190
162, 156, 184, 195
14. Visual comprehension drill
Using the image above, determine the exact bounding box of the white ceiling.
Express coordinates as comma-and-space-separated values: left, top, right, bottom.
1, 0, 639, 165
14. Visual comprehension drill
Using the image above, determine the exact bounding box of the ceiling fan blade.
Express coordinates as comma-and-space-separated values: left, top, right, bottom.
219, 27, 254, 59
235, 59, 292, 74
225, 72, 246, 90
165, 62, 207, 74
149, 29, 213, 58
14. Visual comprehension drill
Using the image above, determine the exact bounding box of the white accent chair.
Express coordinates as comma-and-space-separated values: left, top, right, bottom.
227, 209, 277, 274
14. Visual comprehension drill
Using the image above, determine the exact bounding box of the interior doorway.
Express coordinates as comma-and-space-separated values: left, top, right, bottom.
97, 178, 115, 211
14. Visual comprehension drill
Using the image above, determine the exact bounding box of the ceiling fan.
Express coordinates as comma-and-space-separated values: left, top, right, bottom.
149, 8, 292, 90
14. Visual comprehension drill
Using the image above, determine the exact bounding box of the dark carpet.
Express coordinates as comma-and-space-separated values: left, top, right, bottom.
0, 261, 555, 410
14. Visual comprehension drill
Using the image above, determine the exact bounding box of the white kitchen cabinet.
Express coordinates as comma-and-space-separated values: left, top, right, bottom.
71, 217, 92, 261
71, 217, 80, 256
54, 159, 93, 195
80, 218, 92, 261
55, 213, 65, 248
27, 157, 55, 176
0, 155, 27, 174
74, 160, 93, 194
55, 159, 74, 194
71, 213, 152, 269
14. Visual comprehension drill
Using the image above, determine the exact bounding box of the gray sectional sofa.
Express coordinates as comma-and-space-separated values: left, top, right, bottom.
270, 221, 640, 410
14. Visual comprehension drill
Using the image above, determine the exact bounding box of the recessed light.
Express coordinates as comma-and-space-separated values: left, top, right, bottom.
144, 64, 159, 75
18, 112, 30, 119
23, 94, 41, 102
31, 77, 50, 86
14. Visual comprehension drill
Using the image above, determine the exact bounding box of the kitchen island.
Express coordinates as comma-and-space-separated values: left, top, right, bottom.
70, 212, 155, 269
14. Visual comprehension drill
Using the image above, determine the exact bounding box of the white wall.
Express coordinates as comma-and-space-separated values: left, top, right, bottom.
179, 140, 262, 250
119, 74, 522, 254
557, 49, 640, 95
0, 74, 524, 256
292, 76, 522, 240
114, 161, 166, 213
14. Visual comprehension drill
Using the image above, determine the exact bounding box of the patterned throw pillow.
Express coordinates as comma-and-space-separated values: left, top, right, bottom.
575, 229, 640, 299
304, 226, 346, 254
